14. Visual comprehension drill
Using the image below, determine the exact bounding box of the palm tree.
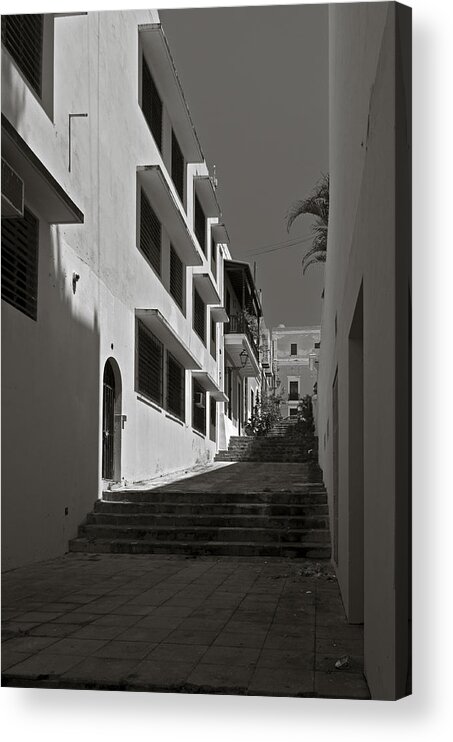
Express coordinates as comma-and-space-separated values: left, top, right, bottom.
286, 173, 329, 275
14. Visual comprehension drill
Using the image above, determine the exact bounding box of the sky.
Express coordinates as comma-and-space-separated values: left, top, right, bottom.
160, 4, 328, 330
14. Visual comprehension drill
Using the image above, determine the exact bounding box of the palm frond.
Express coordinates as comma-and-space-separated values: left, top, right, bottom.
301, 244, 327, 273
302, 252, 327, 275
286, 173, 329, 275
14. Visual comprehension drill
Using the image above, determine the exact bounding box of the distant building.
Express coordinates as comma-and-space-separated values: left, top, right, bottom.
272, 325, 320, 418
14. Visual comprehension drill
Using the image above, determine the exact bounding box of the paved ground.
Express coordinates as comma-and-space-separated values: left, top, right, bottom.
148, 462, 322, 494
2, 553, 369, 698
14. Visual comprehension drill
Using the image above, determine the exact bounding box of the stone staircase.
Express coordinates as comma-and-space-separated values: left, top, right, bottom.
69, 477, 331, 559
214, 418, 314, 463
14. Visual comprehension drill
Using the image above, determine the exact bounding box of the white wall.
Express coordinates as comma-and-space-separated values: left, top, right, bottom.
2, 10, 227, 570
317, 2, 411, 700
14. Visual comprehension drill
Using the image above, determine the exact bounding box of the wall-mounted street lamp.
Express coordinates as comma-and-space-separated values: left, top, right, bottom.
240, 349, 249, 368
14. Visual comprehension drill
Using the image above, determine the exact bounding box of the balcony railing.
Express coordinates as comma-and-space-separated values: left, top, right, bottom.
225, 314, 259, 361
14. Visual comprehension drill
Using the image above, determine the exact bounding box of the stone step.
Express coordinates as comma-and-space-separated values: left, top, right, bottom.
86, 512, 330, 529
68, 537, 331, 559
102, 489, 327, 505
94, 501, 329, 516
78, 523, 331, 543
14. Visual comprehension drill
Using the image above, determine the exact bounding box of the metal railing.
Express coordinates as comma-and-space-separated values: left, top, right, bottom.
224, 314, 259, 361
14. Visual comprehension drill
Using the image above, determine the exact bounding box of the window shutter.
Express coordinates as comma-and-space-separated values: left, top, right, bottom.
140, 189, 161, 275
192, 378, 206, 434
194, 195, 206, 255
171, 130, 184, 203
137, 321, 163, 405
1, 14, 43, 96
170, 245, 184, 310
166, 352, 185, 420
1, 206, 39, 320
142, 56, 162, 151
193, 288, 205, 343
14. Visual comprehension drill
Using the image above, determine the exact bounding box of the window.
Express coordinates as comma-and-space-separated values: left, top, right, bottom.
194, 194, 206, 255
170, 245, 184, 311
140, 189, 161, 275
171, 130, 184, 203
211, 236, 217, 277
289, 380, 299, 400
290, 343, 297, 355
136, 320, 163, 405
166, 352, 185, 420
1, 206, 39, 320
289, 407, 298, 417
192, 378, 206, 434
225, 366, 233, 419
210, 318, 216, 359
2, 14, 43, 96
193, 288, 206, 343
209, 397, 216, 442
142, 55, 162, 151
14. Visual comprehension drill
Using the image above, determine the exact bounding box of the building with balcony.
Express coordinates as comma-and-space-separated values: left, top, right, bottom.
1, 10, 231, 571
220, 259, 262, 446
272, 325, 320, 418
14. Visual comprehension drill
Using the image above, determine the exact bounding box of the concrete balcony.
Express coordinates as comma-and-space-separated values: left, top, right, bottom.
224, 314, 260, 378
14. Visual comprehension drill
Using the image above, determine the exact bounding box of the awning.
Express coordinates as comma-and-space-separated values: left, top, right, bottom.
224, 334, 261, 378
210, 305, 229, 323
211, 222, 230, 245
135, 309, 201, 370
1, 115, 83, 224
138, 165, 203, 266
139, 23, 203, 163
192, 371, 228, 403
224, 259, 262, 317
194, 175, 220, 218
192, 271, 221, 305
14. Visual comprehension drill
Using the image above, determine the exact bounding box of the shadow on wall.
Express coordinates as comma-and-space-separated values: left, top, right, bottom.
1, 219, 100, 571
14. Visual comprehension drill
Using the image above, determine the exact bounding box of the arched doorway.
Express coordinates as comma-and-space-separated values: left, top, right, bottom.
102, 359, 122, 481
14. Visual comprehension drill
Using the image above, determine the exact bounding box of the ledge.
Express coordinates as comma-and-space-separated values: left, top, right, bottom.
138, 165, 203, 266
136, 309, 202, 370
139, 23, 203, 163
1, 115, 84, 224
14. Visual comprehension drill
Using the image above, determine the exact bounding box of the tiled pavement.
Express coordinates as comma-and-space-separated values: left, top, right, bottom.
1, 553, 370, 699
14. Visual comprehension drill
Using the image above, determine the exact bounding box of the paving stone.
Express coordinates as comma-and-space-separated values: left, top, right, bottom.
2, 649, 34, 671
91, 613, 141, 628
127, 660, 195, 688
69, 624, 125, 640
2, 636, 59, 654
46, 637, 108, 655
115, 625, 174, 643
314, 671, 370, 699
3, 652, 84, 678
61, 657, 139, 686
94, 640, 156, 660
315, 653, 364, 674
147, 643, 209, 664
14, 611, 65, 623
165, 628, 220, 646
199, 645, 260, 667
29, 623, 86, 638
249, 667, 314, 696
212, 631, 267, 649
186, 662, 254, 692
257, 648, 315, 671
107, 603, 156, 616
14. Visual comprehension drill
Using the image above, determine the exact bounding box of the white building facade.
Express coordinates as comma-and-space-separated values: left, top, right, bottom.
1, 10, 234, 571
316, 3, 411, 700
272, 325, 320, 418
